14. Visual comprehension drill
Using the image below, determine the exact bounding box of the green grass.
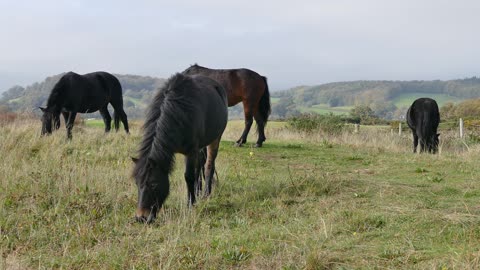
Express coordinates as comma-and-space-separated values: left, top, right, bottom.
270, 97, 281, 105
85, 119, 105, 128
124, 96, 143, 106
6, 97, 22, 104
1, 120, 480, 269
392, 93, 463, 108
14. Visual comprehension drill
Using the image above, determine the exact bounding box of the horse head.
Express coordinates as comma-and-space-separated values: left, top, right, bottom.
39, 107, 61, 136
132, 157, 170, 224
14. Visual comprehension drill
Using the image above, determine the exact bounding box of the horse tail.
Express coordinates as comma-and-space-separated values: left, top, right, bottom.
102, 73, 123, 130
258, 76, 271, 125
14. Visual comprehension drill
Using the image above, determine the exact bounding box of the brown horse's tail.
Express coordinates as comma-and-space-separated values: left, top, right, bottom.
258, 76, 271, 126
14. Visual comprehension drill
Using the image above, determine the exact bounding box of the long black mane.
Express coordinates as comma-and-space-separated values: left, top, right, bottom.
45, 73, 69, 111
133, 74, 196, 184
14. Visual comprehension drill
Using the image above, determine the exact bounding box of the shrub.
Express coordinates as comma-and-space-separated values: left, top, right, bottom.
287, 113, 344, 134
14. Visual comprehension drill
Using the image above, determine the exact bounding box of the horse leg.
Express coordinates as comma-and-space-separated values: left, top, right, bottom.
53, 113, 61, 130
204, 138, 220, 197
118, 109, 129, 134
419, 138, 426, 153
196, 148, 207, 196
66, 111, 77, 140
111, 103, 130, 134
184, 152, 199, 207
236, 105, 254, 147
412, 132, 418, 153
113, 111, 120, 131
62, 111, 68, 124
253, 113, 266, 148
99, 106, 112, 133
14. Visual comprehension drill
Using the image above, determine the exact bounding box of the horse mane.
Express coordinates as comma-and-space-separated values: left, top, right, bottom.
133, 73, 196, 182
46, 72, 72, 110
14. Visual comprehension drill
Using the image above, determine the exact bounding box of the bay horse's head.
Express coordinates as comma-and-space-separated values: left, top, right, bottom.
131, 157, 169, 224
39, 107, 60, 136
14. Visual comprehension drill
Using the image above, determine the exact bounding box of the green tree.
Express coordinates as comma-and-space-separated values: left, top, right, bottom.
349, 105, 377, 124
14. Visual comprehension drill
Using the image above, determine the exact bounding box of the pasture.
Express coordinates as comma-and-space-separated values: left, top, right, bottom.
1, 119, 480, 269
392, 93, 462, 108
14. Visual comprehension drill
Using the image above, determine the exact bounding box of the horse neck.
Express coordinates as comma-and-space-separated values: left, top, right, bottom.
47, 86, 65, 110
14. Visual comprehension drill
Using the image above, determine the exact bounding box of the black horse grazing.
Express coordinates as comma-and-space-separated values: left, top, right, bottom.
132, 73, 228, 223
183, 64, 271, 147
40, 71, 129, 139
406, 98, 440, 153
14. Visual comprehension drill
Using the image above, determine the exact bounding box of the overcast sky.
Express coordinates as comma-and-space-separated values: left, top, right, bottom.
0, 0, 479, 92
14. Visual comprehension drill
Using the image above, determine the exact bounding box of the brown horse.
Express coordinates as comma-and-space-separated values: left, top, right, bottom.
183, 64, 271, 147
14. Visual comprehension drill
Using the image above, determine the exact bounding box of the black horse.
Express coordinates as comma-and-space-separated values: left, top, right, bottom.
183, 64, 271, 147
406, 98, 440, 153
132, 73, 228, 223
40, 71, 129, 139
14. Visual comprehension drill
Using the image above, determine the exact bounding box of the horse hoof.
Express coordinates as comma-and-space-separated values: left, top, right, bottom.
234, 142, 243, 147
254, 143, 262, 148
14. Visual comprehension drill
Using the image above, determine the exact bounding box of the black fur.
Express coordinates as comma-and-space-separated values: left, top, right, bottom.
406, 98, 440, 153
132, 73, 228, 223
40, 71, 129, 139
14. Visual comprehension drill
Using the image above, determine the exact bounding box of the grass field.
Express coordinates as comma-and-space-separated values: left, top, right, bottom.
392, 93, 463, 108
1, 119, 480, 269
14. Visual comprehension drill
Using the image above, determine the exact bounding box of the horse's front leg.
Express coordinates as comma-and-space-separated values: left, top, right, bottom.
184, 152, 199, 207
66, 111, 77, 140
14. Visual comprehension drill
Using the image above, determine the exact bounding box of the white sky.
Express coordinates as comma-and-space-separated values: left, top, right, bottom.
0, 0, 479, 91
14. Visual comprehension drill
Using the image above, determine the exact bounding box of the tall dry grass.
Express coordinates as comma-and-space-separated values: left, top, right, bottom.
1, 118, 480, 269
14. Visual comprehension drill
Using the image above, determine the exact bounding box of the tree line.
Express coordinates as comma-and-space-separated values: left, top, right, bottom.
2, 74, 480, 120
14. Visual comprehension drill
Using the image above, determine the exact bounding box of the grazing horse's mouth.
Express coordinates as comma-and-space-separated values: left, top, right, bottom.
135, 207, 157, 224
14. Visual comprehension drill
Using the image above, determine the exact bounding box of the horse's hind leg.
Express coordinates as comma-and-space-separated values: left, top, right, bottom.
196, 148, 207, 196
99, 106, 112, 133
113, 111, 120, 131
253, 113, 266, 148
112, 104, 129, 134
119, 109, 129, 134
236, 104, 254, 147
204, 138, 221, 197
185, 152, 200, 207
412, 132, 418, 153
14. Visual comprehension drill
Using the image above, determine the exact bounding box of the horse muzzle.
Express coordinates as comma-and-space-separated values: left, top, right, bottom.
135, 207, 157, 224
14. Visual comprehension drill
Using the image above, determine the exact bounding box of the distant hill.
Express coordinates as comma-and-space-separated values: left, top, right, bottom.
2, 74, 480, 120
271, 77, 480, 119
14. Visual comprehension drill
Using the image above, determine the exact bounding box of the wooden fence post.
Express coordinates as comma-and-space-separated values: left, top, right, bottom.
459, 118, 464, 138
354, 124, 359, 133
398, 122, 402, 136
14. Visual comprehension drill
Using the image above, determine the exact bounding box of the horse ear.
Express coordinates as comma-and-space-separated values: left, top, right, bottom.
39, 107, 46, 112
131, 157, 139, 164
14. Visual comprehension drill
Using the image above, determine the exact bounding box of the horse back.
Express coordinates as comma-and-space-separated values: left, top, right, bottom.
189, 75, 228, 147
407, 98, 440, 136
185, 67, 266, 106
55, 71, 121, 113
